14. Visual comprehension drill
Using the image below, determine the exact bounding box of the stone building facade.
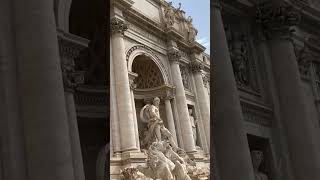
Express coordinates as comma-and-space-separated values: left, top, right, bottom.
213, 0, 320, 180
110, 0, 210, 179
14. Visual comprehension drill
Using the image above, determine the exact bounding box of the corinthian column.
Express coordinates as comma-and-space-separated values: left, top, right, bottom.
13, 0, 75, 179
111, 16, 137, 151
257, 3, 320, 179
110, 39, 121, 155
168, 47, 196, 153
163, 91, 178, 143
212, 1, 255, 180
190, 60, 210, 148
59, 36, 86, 180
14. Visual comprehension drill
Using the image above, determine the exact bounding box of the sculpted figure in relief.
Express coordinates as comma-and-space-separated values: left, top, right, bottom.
230, 32, 249, 86
251, 151, 269, 180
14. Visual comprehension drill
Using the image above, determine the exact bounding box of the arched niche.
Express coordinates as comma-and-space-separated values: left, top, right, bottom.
127, 45, 170, 86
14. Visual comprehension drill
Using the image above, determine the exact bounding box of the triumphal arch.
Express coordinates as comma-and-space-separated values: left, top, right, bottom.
110, 0, 210, 179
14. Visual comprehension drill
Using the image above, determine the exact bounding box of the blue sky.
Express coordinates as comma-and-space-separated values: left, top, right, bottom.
169, 0, 210, 54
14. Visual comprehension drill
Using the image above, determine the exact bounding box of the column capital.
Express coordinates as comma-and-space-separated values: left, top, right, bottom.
189, 60, 204, 73
58, 35, 86, 93
168, 48, 182, 63
256, 3, 301, 40
164, 88, 175, 100
110, 17, 128, 35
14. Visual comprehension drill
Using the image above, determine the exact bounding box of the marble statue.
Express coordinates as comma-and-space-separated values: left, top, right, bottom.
186, 16, 198, 42
131, 97, 210, 180
140, 97, 179, 150
188, 108, 197, 146
251, 151, 269, 180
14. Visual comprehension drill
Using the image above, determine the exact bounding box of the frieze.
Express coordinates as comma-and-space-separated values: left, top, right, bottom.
128, 23, 166, 46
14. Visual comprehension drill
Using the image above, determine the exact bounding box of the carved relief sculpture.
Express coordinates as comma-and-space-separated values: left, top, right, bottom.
229, 32, 250, 87
251, 151, 269, 180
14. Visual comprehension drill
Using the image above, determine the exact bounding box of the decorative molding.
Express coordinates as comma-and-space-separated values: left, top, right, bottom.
126, 44, 170, 86
126, 44, 158, 62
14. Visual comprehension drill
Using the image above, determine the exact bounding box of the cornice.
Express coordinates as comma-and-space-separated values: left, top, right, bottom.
111, 0, 134, 10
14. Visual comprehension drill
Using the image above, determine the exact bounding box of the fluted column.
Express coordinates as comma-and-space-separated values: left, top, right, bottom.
257, 3, 320, 179
111, 16, 137, 151
129, 71, 140, 150
212, 1, 255, 180
168, 47, 196, 153
13, 0, 75, 179
163, 92, 178, 143
190, 60, 210, 148
110, 39, 121, 155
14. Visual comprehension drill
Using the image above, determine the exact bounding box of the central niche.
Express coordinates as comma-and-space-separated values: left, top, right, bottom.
132, 55, 164, 89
